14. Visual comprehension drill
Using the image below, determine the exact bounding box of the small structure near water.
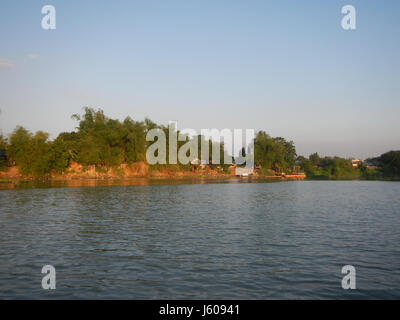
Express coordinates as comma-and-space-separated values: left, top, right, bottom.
190, 158, 209, 170
235, 167, 253, 177
351, 159, 363, 168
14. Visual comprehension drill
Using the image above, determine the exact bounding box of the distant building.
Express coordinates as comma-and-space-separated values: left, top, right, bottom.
351, 159, 363, 168
235, 167, 253, 177
364, 160, 379, 170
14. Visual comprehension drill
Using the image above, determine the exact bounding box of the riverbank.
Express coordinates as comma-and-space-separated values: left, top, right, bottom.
2, 180, 400, 298
2, 175, 399, 190
0, 176, 282, 189
0, 175, 297, 190
0, 161, 306, 182
3, 160, 399, 189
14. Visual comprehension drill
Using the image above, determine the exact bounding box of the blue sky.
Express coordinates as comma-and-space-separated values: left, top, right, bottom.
0, 0, 399, 158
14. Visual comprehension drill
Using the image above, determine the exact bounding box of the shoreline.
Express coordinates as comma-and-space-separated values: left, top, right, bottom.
1, 175, 398, 191
0, 173, 304, 190
0, 161, 306, 184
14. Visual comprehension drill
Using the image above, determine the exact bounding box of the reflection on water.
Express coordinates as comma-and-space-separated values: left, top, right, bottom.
0, 177, 280, 190
0, 180, 400, 299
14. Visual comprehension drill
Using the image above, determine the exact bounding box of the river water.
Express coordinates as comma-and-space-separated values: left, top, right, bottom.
0, 180, 399, 299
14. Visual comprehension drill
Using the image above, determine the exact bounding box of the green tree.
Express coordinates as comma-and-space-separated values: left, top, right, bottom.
254, 131, 297, 172
309, 152, 321, 165
51, 136, 71, 173
8, 126, 33, 173
8, 127, 53, 176
378, 151, 400, 177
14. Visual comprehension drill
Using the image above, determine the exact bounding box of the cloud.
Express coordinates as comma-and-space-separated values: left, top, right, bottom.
0, 58, 13, 69
27, 53, 39, 60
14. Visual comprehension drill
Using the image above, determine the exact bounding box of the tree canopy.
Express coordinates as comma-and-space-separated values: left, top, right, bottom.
1, 108, 399, 179
254, 131, 296, 172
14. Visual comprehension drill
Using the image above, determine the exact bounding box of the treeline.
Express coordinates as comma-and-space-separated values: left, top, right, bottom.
297, 153, 361, 179
297, 151, 400, 180
367, 151, 400, 179
1, 108, 167, 176
0, 108, 399, 179
253, 131, 296, 173
0, 108, 251, 176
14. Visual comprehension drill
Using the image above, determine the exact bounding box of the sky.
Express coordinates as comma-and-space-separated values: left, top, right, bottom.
0, 0, 399, 159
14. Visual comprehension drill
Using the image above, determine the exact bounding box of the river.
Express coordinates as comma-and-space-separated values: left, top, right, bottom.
0, 180, 399, 299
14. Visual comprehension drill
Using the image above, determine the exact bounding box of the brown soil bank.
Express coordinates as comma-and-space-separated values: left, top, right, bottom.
0, 162, 306, 181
